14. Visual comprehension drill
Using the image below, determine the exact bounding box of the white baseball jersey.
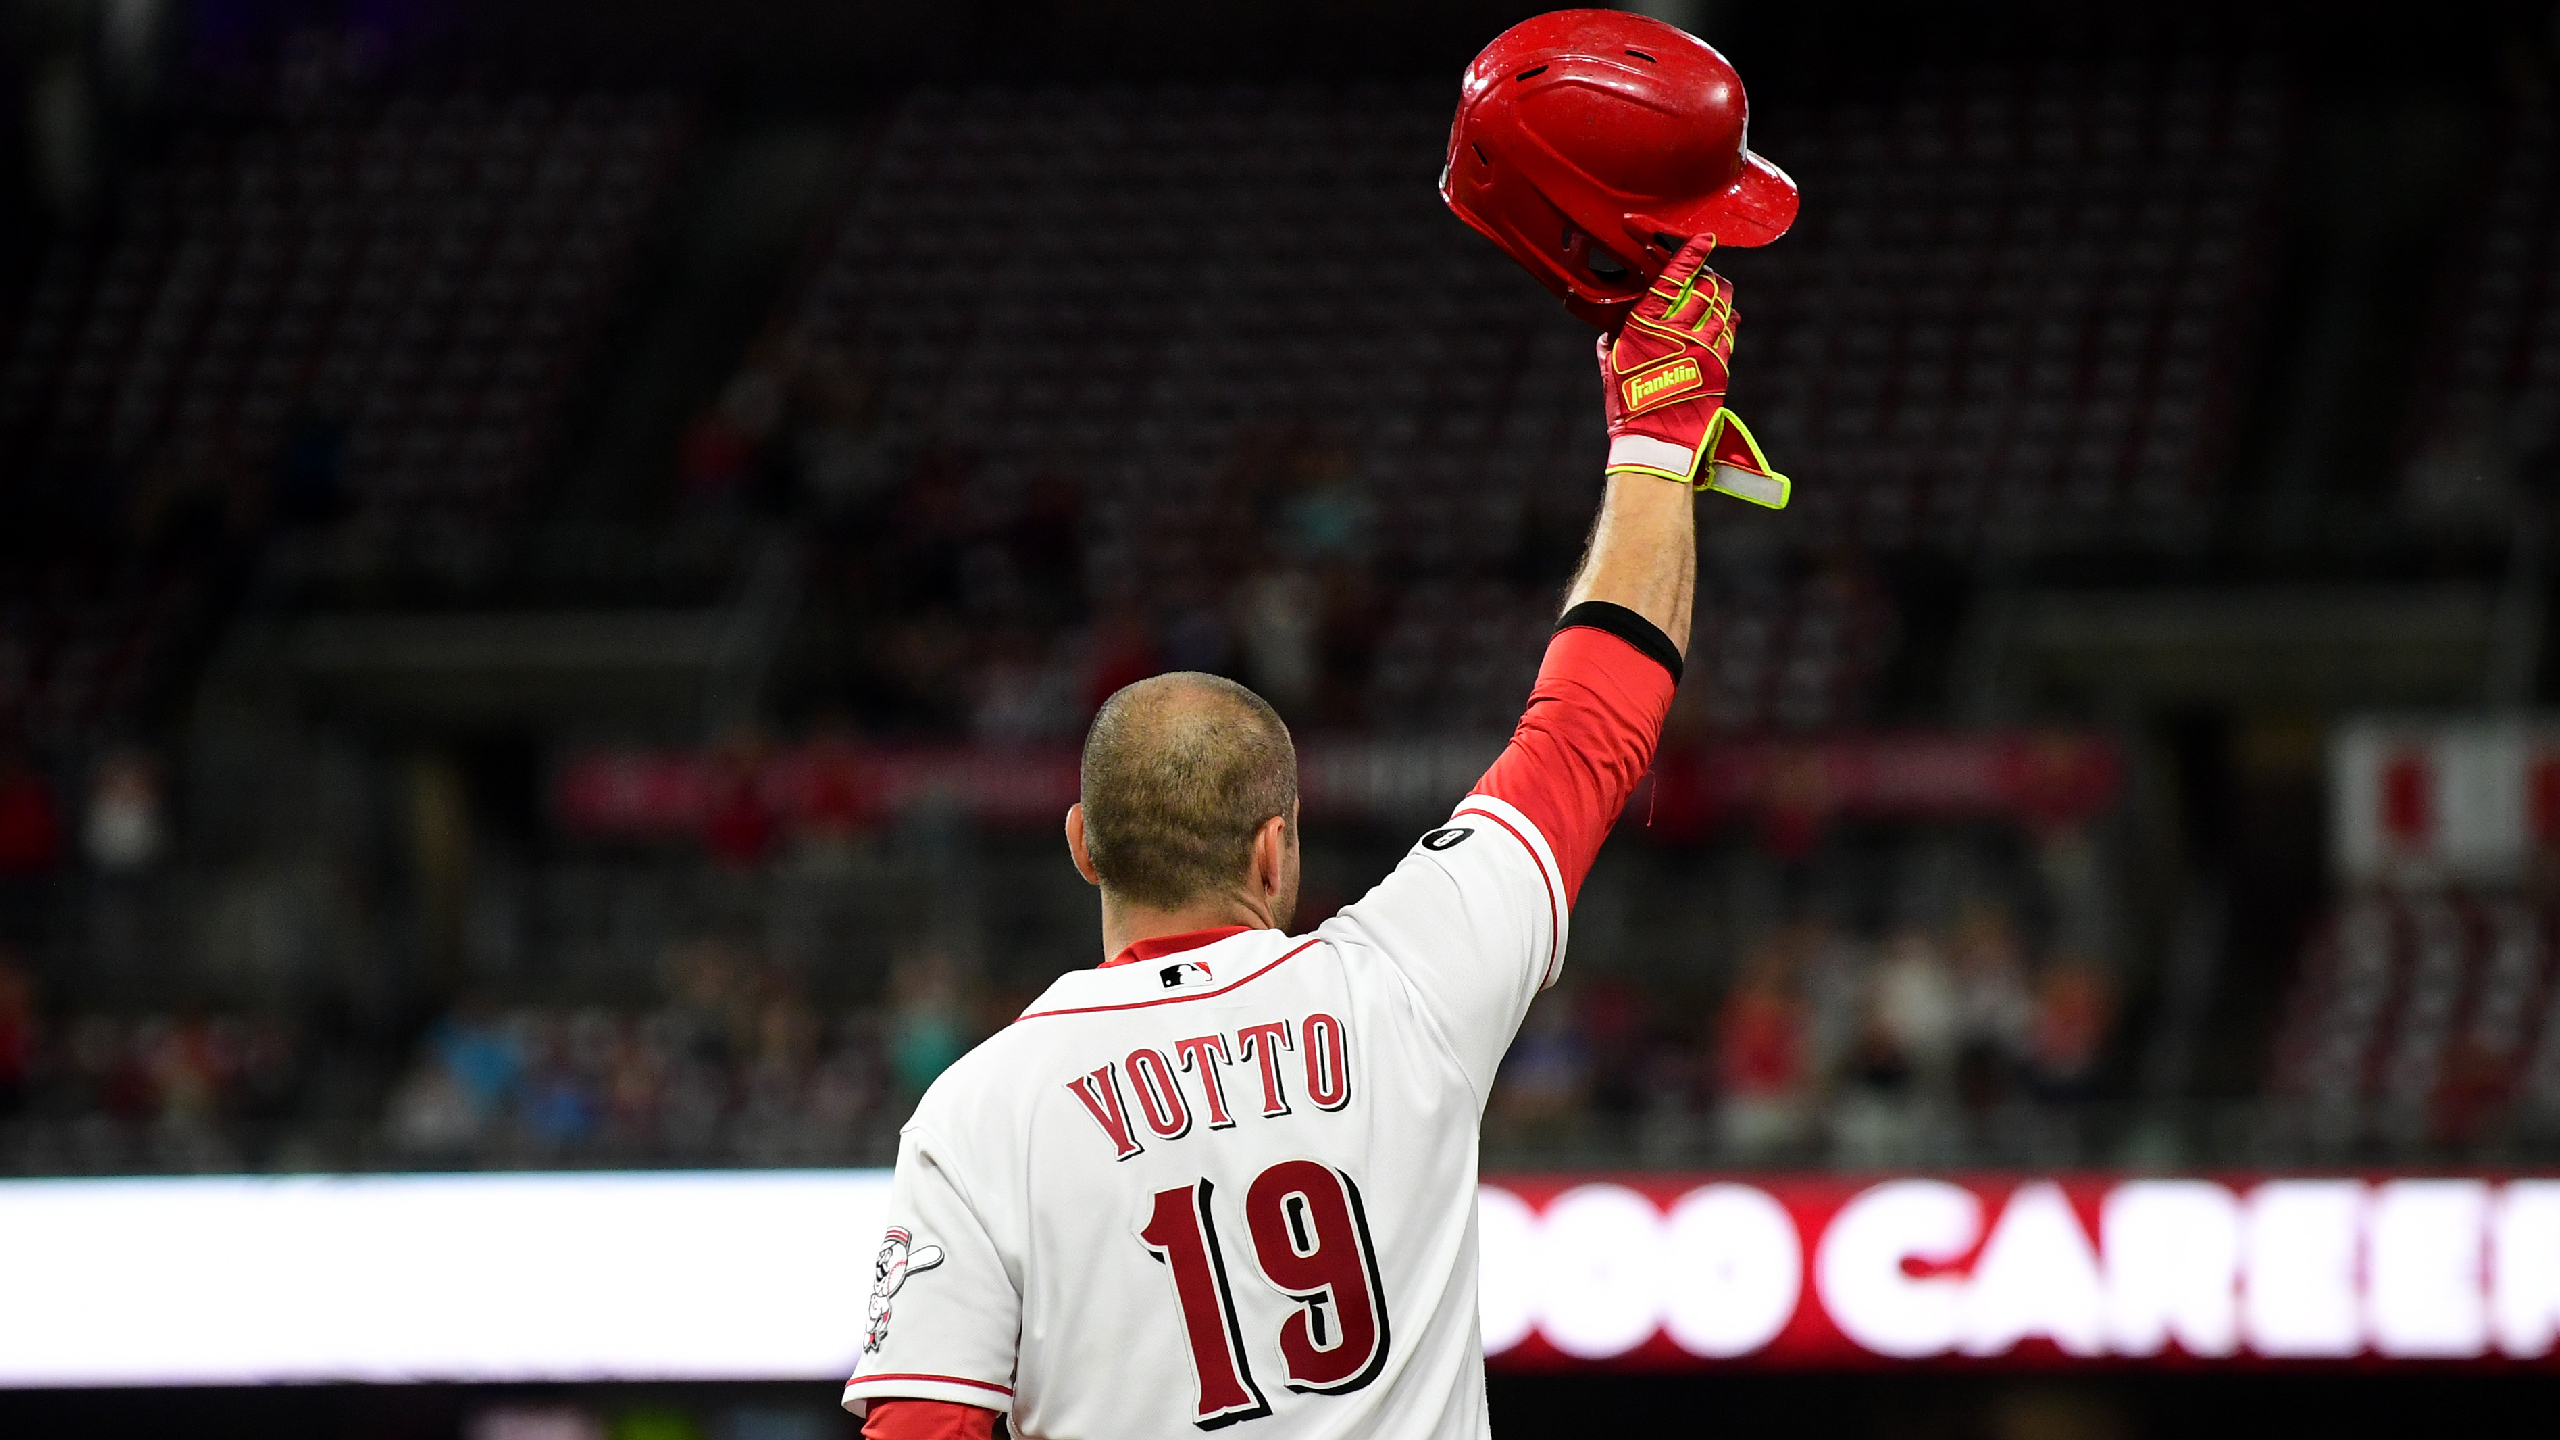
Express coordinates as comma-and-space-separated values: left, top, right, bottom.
843, 791, 1566, 1439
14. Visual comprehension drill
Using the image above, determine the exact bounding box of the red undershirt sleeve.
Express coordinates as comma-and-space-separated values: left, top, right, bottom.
862, 1398, 1002, 1440
1468, 600, 1680, 906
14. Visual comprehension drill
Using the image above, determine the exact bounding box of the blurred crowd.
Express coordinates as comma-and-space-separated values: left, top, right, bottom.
0, 948, 303, 1173
1491, 906, 2118, 1166
0, 931, 995, 1174
0, 899, 2124, 1173
0, 744, 166, 880
377, 939, 978, 1168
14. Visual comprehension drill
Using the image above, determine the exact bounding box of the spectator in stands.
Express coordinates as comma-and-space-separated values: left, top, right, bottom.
1491, 991, 1591, 1142
520, 1013, 602, 1154
734, 991, 822, 1163
1715, 939, 1809, 1160
82, 749, 164, 874
670, 936, 760, 1052
1823, 927, 1960, 1165
0, 747, 62, 951
2025, 956, 2114, 1106
1272, 443, 1370, 566
969, 630, 1079, 742
1633, 1028, 1702, 1155
1872, 926, 1960, 1091
789, 349, 902, 521
1845, 1011, 1915, 1096
433, 996, 526, 1124
142, 1012, 225, 1127
1792, 918, 1871, 1092
227, 1015, 301, 1139
1234, 568, 1323, 718
682, 359, 786, 513
382, 949, 909, 1167
1831, 1009, 1923, 1168
600, 1015, 669, 1152
69, 1015, 153, 1128
1576, 979, 1651, 1118
658, 1034, 732, 1158
1951, 905, 2035, 1110
0, 747, 61, 878
389, 1048, 484, 1160
805, 1013, 885, 1155
887, 949, 969, 1099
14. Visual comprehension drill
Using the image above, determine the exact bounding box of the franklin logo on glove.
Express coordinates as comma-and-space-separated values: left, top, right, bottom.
1623, 357, 1705, 411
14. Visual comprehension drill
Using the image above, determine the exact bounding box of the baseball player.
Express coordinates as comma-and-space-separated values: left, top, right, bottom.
845, 13, 1792, 1439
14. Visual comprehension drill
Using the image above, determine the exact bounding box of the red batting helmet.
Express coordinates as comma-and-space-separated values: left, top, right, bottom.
1441, 9, 1797, 328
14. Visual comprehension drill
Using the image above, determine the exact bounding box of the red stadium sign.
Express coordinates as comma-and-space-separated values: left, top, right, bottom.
1477, 1174, 2560, 1369
554, 732, 2120, 842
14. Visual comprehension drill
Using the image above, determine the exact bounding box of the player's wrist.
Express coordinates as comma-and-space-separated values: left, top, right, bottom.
1604, 432, 1705, 483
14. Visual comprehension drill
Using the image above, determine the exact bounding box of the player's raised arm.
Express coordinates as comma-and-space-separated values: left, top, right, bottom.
1319, 236, 1788, 1103
1471, 233, 1783, 908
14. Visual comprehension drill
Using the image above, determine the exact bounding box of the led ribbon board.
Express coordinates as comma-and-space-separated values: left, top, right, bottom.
0, 1171, 890, 1386
5, 1171, 2558, 1386
1479, 1174, 2560, 1368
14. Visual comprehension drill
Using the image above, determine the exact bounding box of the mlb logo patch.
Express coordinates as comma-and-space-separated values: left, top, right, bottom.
1160, 961, 1213, 989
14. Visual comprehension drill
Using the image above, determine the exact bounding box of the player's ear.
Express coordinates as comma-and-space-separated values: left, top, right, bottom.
1250, 812, 1289, 898
1065, 803, 1101, 887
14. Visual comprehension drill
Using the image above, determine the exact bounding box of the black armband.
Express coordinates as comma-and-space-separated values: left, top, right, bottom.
1554, 600, 1683, 683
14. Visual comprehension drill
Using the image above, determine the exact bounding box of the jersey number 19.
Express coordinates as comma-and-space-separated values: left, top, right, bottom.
1139, 1160, 1393, 1429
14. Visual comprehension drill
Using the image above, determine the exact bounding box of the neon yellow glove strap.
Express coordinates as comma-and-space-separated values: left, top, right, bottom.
1701, 410, 1790, 510
1603, 409, 1792, 510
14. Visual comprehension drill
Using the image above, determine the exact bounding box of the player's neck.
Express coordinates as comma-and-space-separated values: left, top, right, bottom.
1098, 890, 1280, 964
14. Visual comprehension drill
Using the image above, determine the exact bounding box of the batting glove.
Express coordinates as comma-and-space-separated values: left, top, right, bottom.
1597, 236, 1790, 509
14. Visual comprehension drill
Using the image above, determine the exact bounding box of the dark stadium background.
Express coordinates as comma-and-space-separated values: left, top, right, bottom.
6, 0, 2560, 1434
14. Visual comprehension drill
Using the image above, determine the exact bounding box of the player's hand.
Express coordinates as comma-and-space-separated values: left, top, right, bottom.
1596, 235, 1789, 509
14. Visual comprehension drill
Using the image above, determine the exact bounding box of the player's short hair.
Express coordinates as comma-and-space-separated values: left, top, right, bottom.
1079, 672, 1297, 909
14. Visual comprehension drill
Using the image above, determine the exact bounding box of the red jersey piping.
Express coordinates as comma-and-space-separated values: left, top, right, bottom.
1452, 803, 1563, 989
1100, 924, 1253, 969
1017, 937, 1325, 1020
846, 1373, 1015, 1398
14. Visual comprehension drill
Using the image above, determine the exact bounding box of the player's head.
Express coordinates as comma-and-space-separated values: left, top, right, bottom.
1071, 672, 1300, 926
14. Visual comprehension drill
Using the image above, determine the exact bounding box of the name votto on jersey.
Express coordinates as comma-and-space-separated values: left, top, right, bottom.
1065, 1012, 1350, 1159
